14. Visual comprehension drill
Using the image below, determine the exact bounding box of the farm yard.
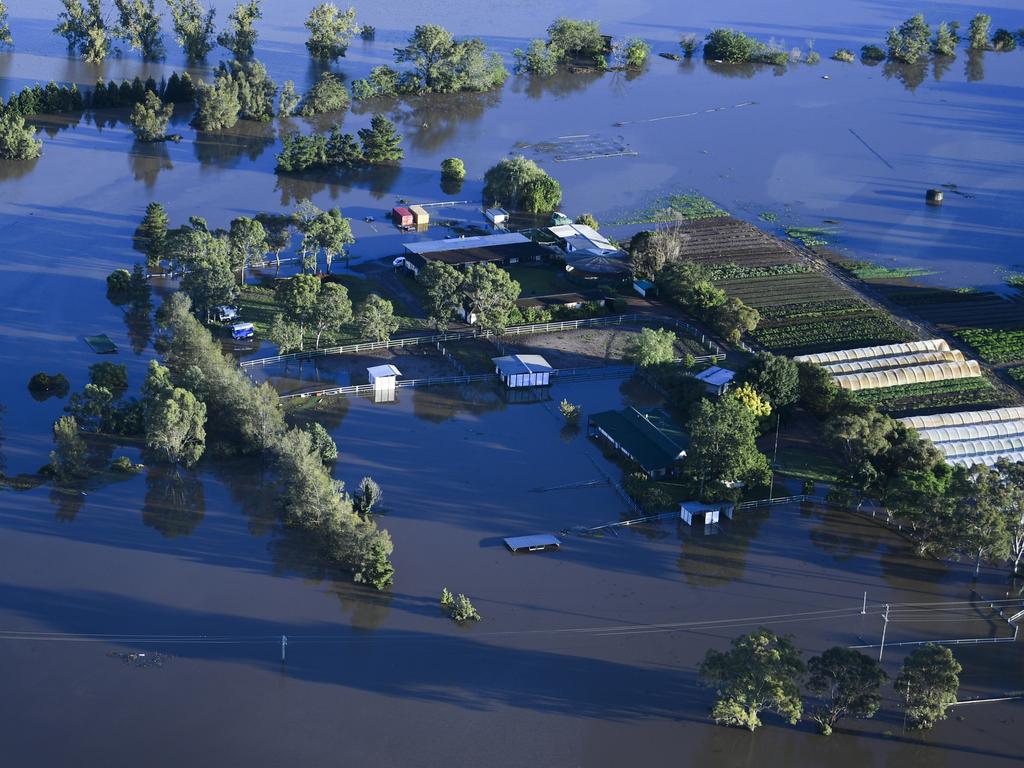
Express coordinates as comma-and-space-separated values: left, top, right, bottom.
675, 218, 918, 356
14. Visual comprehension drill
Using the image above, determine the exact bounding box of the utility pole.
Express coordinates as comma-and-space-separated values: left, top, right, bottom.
878, 604, 890, 662
769, 411, 781, 503
861, 591, 868, 615
281, 634, 288, 663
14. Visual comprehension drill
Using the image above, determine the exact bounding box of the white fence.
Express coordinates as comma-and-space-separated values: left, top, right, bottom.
240, 313, 726, 369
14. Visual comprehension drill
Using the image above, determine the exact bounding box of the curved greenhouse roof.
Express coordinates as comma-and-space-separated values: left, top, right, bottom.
834, 360, 981, 391
949, 451, 1024, 467
939, 437, 1024, 459
915, 422, 1024, 444
823, 350, 964, 375
795, 339, 949, 366
899, 407, 1024, 430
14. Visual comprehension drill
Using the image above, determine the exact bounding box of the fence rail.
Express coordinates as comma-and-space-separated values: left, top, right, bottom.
241, 313, 727, 369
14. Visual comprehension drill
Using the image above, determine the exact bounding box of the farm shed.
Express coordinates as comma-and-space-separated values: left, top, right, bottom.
493, 354, 553, 388
549, 223, 618, 255
504, 534, 561, 553
900, 406, 1024, 430
821, 349, 965, 375
368, 364, 401, 388
679, 501, 721, 527
833, 360, 981, 391
392, 207, 413, 228
695, 366, 736, 396
402, 232, 550, 275
794, 338, 949, 367
588, 407, 688, 479
517, 293, 592, 311
633, 279, 656, 298
564, 251, 631, 280
409, 205, 430, 227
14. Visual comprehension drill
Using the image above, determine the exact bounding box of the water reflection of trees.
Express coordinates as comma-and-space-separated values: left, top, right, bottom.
965, 49, 985, 82
123, 303, 154, 354
510, 70, 603, 100
389, 91, 502, 152
193, 121, 276, 168
882, 60, 927, 91
274, 163, 402, 206
211, 456, 277, 537
0, 156, 41, 181
129, 140, 173, 188
50, 487, 86, 523
411, 383, 506, 423
932, 54, 954, 82
806, 506, 881, 563
142, 465, 205, 538
676, 512, 768, 587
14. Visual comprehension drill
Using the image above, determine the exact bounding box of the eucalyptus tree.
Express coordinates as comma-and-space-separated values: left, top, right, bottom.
217, 0, 261, 59
114, 0, 164, 60
304, 3, 357, 60
167, 0, 216, 61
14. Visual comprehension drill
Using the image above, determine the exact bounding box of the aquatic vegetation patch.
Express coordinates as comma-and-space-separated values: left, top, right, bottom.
842, 261, 938, 280
609, 193, 727, 225
783, 226, 836, 248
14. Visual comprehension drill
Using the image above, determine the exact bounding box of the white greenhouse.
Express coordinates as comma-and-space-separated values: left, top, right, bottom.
914, 422, 1024, 444
822, 349, 964, 375
900, 407, 1024, 431
795, 338, 950, 367
832, 360, 981, 391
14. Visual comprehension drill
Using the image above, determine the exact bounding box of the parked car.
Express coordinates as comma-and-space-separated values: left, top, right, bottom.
215, 305, 239, 323
230, 322, 254, 340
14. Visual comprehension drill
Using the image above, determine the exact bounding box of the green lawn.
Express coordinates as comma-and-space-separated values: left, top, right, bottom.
773, 446, 844, 485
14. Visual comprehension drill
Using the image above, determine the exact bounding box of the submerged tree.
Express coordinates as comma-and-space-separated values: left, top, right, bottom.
134, 201, 169, 269
191, 77, 241, 130
805, 647, 887, 735
143, 363, 207, 469
298, 71, 350, 116
278, 80, 300, 117
50, 415, 88, 481
687, 396, 771, 498
358, 114, 403, 164
896, 645, 961, 730
167, 0, 216, 61
114, 0, 164, 60
0, 1, 13, 46
130, 90, 174, 141
395, 24, 508, 93
886, 14, 931, 63
0, 111, 43, 160
482, 155, 562, 213
304, 2, 357, 60
217, 0, 261, 59
54, 0, 109, 63
699, 628, 804, 731
968, 13, 991, 50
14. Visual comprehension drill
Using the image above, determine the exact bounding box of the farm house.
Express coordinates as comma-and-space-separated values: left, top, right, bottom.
493, 354, 553, 388
401, 233, 550, 276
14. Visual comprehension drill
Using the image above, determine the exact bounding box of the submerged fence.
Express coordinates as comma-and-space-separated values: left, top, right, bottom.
241, 313, 727, 369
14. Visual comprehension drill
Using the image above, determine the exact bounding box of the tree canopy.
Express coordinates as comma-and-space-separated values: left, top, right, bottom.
217, 0, 261, 59
626, 327, 677, 367
482, 155, 562, 213
55, 0, 109, 63
394, 24, 508, 94
0, 111, 43, 160
114, 0, 164, 60
356, 294, 399, 342
896, 645, 961, 730
167, 0, 216, 61
687, 395, 771, 498
304, 3, 357, 60
805, 647, 887, 735
462, 263, 521, 334
130, 90, 174, 141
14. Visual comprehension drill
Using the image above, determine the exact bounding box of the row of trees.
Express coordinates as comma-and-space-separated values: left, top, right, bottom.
275, 115, 403, 173
701, 628, 961, 733
629, 228, 759, 345
881, 13, 1020, 64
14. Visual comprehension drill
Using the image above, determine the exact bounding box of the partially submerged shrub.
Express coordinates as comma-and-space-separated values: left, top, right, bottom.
28, 372, 70, 398
440, 587, 481, 623
832, 48, 856, 62
860, 44, 886, 62
559, 399, 582, 425
111, 455, 144, 473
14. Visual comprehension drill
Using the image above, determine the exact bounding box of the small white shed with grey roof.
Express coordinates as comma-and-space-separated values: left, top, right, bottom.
695, 366, 736, 396
368, 364, 402, 396
492, 354, 553, 388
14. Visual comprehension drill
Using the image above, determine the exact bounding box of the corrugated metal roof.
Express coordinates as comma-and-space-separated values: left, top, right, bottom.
504, 534, 561, 552
493, 354, 553, 376
695, 366, 735, 387
367, 364, 402, 378
589, 407, 688, 473
404, 232, 529, 255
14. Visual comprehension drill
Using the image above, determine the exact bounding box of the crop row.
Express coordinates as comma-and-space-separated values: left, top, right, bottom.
752, 312, 914, 354
884, 288, 992, 307
955, 328, 1024, 364
758, 300, 871, 323
705, 263, 810, 281
850, 376, 1011, 414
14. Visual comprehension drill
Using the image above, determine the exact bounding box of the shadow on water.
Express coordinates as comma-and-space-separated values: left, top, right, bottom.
390, 90, 503, 151
193, 121, 277, 169
274, 163, 402, 206
882, 59, 928, 92
410, 383, 507, 424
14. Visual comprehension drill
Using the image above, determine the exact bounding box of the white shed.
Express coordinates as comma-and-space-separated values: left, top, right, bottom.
493, 354, 553, 388
368, 364, 401, 395
680, 501, 721, 527
485, 208, 509, 228
695, 366, 736, 396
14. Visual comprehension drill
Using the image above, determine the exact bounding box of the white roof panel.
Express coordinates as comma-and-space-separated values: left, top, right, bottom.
404, 232, 529, 255
367, 364, 402, 378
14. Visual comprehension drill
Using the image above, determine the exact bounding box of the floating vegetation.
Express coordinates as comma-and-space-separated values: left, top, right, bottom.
1004, 275, 1024, 290
844, 262, 938, 280
758, 211, 778, 222
609, 193, 727, 225
784, 226, 837, 248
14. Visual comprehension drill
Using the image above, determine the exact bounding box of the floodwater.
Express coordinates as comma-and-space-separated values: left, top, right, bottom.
1, 1, 1024, 765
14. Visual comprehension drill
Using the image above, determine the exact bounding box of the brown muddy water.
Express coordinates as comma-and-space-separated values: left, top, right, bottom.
1, 1, 1023, 765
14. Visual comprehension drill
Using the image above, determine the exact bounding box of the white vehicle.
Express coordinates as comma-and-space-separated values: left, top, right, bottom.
392, 256, 406, 268
215, 305, 239, 323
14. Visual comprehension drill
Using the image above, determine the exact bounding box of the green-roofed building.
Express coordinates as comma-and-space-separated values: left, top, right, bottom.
588, 407, 688, 478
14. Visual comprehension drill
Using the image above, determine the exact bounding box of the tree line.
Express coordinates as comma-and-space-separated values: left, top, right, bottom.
513, 17, 650, 76
47, 289, 395, 590
701, 627, 962, 733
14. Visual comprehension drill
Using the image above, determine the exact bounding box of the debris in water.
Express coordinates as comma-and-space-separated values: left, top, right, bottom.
108, 651, 172, 668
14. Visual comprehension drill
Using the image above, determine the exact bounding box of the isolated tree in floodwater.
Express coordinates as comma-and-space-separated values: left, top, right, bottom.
896, 645, 961, 730
805, 647, 887, 735
356, 294, 399, 342
0, 111, 42, 160
968, 13, 991, 49
130, 90, 174, 142
114, 0, 165, 60
54, 0, 109, 63
0, 1, 13, 46
167, 0, 216, 61
358, 114, 404, 164
304, 2, 357, 60
49, 415, 88, 481
191, 77, 241, 130
143, 364, 207, 469
217, 0, 261, 59
699, 627, 804, 731
134, 202, 168, 269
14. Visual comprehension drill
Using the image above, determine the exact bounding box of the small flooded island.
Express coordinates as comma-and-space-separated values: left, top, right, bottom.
0, 1, 1022, 766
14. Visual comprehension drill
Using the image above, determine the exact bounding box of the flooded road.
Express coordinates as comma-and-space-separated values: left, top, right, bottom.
0, 2, 1023, 765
